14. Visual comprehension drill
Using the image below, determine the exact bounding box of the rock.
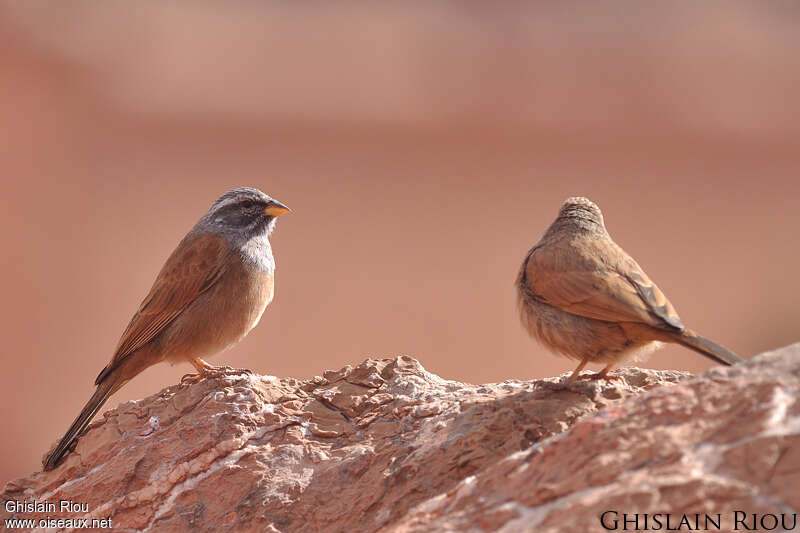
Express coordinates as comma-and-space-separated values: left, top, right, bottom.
390, 344, 800, 532
2, 346, 797, 532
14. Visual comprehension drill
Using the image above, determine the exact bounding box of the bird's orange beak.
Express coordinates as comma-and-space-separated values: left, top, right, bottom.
264, 200, 291, 216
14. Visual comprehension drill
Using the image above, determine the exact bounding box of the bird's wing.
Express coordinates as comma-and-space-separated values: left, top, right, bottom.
525, 238, 684, 332
100, 231, 231, 380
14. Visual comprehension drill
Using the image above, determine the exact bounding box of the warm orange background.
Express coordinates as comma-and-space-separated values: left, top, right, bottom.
1, 4, 798, 484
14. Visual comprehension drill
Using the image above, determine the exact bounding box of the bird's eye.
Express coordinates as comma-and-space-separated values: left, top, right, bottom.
241, 200, 255, 209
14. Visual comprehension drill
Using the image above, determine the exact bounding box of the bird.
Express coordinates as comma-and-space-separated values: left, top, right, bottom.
516, 196, 742, 381
43, 187, 290, 470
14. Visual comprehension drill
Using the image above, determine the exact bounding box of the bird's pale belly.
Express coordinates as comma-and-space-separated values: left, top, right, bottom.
160, 264, 274, 365
518, 293, 661, 364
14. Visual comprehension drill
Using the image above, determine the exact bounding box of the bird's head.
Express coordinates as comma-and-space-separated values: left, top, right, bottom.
541, 196, 607, 240
202, 187, 291, 237
557, 197, 604, 226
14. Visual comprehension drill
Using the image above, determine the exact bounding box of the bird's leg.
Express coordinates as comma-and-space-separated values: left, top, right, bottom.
180, 359, 215, 384
181, 358, 252, 384
566, 358, 590, 381
193, 358, 217, 373
585, 363, 622, 381
567, 360, 622, 383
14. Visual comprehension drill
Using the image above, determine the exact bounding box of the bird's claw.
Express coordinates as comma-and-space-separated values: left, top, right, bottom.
180, 372, 204, 385
582, 372, 622, 382
211, 365, 254, 376
181, 365, 253, 385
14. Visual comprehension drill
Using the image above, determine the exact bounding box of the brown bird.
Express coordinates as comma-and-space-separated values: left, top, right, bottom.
43, 187, 290, 470
516, 196, 742, 381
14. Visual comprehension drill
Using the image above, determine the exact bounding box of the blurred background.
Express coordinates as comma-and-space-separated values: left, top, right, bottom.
1, 2, 798, 484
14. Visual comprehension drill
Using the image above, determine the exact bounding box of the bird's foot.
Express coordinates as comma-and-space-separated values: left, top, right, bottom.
565, 363, 621, 383
180, 372, 205, 385
181, 360, 253, 384
581, 371, 622, 382
203, 365, 254, 378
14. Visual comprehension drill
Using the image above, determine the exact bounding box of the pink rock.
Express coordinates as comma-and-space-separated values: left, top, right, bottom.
3, 347, 797, 532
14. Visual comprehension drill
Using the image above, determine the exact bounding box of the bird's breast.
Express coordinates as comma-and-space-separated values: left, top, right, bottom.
239, 234, 276, 275
228, 258, 274, 335
159, 258, 274, 365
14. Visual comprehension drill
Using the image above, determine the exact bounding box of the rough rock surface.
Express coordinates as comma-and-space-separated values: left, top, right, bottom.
2, 345, 798, 532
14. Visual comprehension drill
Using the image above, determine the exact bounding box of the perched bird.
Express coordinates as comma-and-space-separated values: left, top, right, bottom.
516, 197, 742, 381
43, 187, 290, 470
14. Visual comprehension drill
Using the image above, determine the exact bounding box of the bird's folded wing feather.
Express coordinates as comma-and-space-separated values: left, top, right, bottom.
110, 231, 231, 366
526, 240, 684, 331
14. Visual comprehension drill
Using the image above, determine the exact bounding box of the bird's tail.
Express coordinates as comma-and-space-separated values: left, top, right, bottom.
670, 329, 744, 366
43, 369, 127, 471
